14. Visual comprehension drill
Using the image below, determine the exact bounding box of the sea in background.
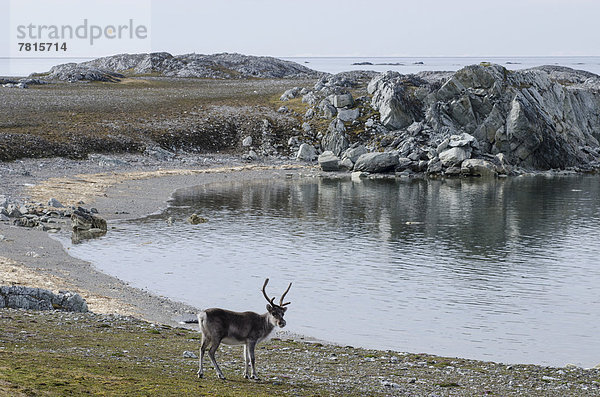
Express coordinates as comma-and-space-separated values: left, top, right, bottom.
2, 55, 600, 77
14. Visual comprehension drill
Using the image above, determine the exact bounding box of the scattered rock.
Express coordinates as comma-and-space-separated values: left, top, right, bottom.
280, 87, 301, 101
244, 150, 260, 161
183, 351, 198, 359
144, 146, 175, 161
304, 108, 315, 119
332, 93, 354, 108
461, 159, 498, 177
187, 214, 208, 225
242, 136, 253, 147
339, 157, 354, 170
318, 151, 341, 171
337, 108, 360, 122
321, 130, 350, 157
439, 147, 471, 167
47, 198, 64, 208
0, 286, 88, 312
354, 152, 399, 173
71, 208, 107, 232
296, 143, 317, 161
342, 145, 368, 163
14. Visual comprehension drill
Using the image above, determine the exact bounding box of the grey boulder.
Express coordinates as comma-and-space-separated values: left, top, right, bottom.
0, 286, 88, 312
296, 143, 317, 161
461, 159, 498, 177
354, 152, 399, 173
318, 151, 341, 171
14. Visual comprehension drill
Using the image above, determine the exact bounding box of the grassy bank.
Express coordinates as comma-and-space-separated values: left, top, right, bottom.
1, 309, 599, 396
0, 78, 313, 161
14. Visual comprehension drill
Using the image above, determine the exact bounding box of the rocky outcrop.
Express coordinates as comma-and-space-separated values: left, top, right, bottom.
368, 64, 600, 171
0, 286, 88, 312
41, 52, 323, 81
44, 65, 124, 82
1, 78, 49, 88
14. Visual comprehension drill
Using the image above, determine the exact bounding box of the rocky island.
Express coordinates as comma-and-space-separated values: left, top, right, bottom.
2, 52, 600, 395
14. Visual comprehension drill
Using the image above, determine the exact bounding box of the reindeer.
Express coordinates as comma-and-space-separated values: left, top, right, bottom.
197, 278, 292, 380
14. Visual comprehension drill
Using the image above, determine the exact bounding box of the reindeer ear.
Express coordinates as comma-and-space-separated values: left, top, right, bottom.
282, 306, 287, 312
266, 304, 272, 312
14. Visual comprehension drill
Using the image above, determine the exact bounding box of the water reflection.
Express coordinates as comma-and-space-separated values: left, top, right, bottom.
66, 175, 600, 367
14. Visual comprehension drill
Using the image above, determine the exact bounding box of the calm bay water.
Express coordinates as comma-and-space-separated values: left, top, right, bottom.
61, 175, 600, 367
3, 55, 600, 77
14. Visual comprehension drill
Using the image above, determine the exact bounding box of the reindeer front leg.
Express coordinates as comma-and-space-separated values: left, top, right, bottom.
247, 340, 260, 380
243, 343, 250, 378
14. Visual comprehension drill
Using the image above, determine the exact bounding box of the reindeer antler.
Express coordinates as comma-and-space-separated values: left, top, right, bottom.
279, 282, 292, 307
262, 278, 276, 306
263, 278, 292, 307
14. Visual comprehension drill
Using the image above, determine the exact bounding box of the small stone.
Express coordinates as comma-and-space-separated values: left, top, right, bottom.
304, 108, 315, 119
242, 136, 253, 147
245, 150, 260, 161
339, 158, 354, 171
187, 214, 208, 225
183, 351, 198, 359
382, 380, 400, 389
47, 198, 64, 208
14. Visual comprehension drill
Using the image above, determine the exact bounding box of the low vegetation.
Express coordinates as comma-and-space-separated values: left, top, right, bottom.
1, 309, 600, 396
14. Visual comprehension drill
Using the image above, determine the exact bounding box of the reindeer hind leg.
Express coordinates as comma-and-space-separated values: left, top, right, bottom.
207, 338, 226, 379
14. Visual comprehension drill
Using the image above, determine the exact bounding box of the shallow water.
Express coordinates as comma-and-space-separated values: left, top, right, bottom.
62, 175, 600, 367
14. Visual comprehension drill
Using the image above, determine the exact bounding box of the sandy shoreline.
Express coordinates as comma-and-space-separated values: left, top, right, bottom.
1, 153, 318, 327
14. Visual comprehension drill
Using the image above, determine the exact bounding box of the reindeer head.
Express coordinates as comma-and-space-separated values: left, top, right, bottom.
262, 278, 292, 328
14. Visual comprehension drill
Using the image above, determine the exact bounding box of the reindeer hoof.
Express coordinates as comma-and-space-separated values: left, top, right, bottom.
197, 372, 203, 379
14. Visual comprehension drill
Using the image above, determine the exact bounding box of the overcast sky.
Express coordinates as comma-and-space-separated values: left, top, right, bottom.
149, 0, 599, 57
1, 0, 599, 58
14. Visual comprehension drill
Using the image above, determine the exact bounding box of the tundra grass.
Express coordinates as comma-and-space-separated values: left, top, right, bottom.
0, 309, 384, 396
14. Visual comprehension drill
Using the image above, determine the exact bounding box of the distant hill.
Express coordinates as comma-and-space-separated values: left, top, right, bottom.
38, 52, 324, 81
